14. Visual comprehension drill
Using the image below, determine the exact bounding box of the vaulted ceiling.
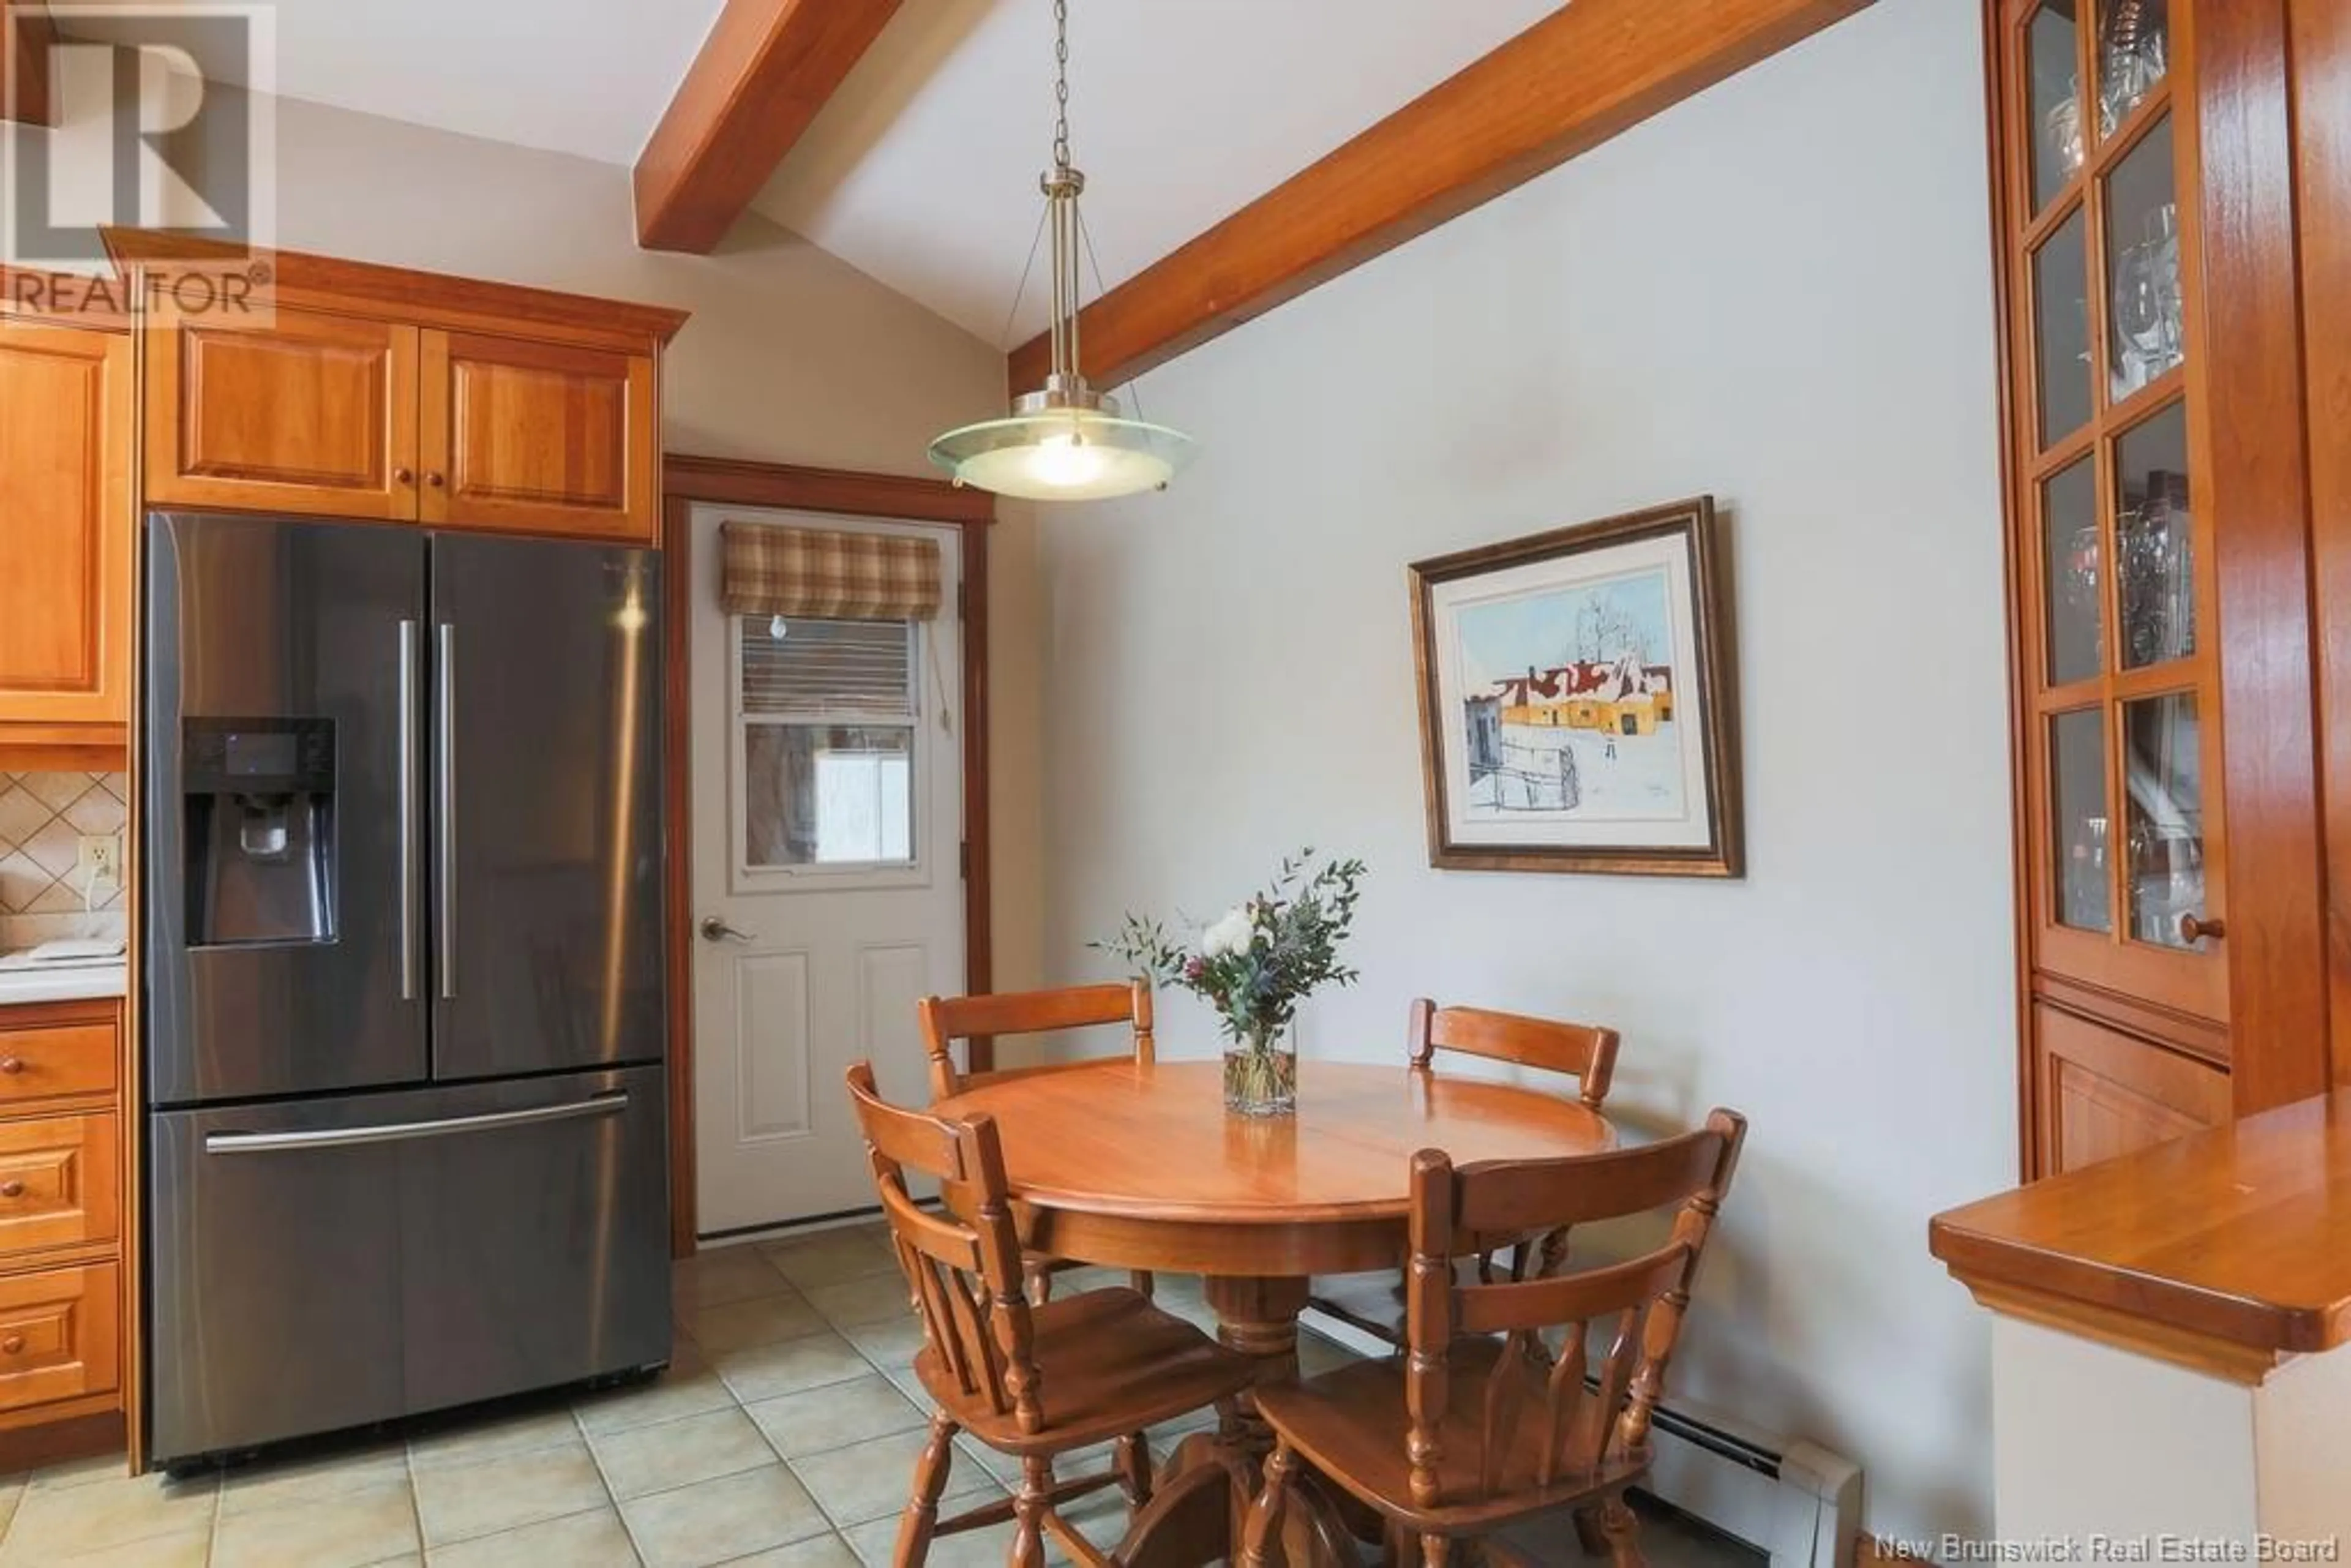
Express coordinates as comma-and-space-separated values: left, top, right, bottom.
182, 0, 1558, 348
78, 0, 1871, 377
744, 0, 1559, 348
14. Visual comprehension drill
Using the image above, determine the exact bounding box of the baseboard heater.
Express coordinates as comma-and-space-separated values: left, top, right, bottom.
1302, 1308, 1862, 1568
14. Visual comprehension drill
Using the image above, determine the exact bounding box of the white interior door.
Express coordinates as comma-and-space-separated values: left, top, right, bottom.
689, 503, 966, 1236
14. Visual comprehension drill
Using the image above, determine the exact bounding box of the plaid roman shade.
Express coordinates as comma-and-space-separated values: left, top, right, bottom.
720, 522, 943, 621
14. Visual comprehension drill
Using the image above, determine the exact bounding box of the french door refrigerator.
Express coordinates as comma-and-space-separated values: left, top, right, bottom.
143, 512, 670, 1468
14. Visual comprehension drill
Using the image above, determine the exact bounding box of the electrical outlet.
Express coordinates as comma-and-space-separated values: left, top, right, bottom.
76, 834, 121, 887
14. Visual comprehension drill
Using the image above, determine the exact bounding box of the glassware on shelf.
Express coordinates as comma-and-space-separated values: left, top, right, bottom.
2028, 3, 2084, 211
2098, 0, 2170, 133
2034, 211, 2095, 445
2116, 402, 2194, 669
2047, 90, 2085, 184
2053, 708, 2112, 934
2042, 457, 2102, 685
2110, 201, 2183, 398
2123, 692, 2202, 948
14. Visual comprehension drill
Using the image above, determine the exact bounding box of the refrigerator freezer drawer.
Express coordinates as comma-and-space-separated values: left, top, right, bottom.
148, 1067, 670, 1465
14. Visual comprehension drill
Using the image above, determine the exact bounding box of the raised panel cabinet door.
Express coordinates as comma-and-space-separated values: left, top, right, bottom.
0, 320, 132, 727
2033, 1003, 2230, 1177
145, 307, 422, 521
419, 330, 656, 540
0, 1112, 119, 1256
0, 1262, 119, 1416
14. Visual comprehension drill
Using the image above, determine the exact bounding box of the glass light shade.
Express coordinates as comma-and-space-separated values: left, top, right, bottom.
927, 405, 1197, 501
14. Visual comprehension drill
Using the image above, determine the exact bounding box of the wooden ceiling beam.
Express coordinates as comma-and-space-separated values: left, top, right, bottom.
634, 0, 903, 253
2, 1, 56, 126
1010, 0, 1875, 392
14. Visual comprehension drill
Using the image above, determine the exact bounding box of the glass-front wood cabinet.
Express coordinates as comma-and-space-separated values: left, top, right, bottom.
1989, 0, 2335, 1176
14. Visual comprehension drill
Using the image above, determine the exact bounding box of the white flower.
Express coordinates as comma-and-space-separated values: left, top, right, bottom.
1200, 906, 1254, 959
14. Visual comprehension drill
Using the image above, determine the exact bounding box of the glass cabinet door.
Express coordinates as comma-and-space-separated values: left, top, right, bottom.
2011, 0, 2222, 1022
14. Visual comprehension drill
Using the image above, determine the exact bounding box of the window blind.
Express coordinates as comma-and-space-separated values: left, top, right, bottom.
740, 618, 914, 718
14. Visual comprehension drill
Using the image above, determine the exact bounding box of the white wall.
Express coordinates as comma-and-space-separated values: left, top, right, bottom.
1027, 0, 2013, 1540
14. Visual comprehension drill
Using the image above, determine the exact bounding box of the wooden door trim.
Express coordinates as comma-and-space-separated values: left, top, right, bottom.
660, 454, 996, 1256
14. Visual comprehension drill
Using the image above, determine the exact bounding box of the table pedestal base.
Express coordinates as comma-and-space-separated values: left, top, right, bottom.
1115, 1275, 1355, 1568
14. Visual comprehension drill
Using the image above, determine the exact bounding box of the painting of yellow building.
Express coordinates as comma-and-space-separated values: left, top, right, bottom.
1493, 655, 1673, 737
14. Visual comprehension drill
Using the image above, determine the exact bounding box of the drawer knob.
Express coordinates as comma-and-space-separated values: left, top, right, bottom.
2, 1337, 23, 1356
394, 467, 414, 485
0, 1059, 22, 1075
426, 471, 446, 489
0, 1182, 23, 1199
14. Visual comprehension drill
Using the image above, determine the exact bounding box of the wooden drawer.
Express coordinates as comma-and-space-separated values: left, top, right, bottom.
0, 1014, 118, 1106
0, 1114, 116, 1256
0, 1262, 118, 1414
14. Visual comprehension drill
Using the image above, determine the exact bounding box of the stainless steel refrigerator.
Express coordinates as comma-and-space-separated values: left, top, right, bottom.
143, 512, 670, 1468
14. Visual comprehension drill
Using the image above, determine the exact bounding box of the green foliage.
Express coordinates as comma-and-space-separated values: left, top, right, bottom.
1092, 849, 1368, 1045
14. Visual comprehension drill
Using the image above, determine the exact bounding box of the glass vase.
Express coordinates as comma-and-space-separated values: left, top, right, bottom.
1223, 1025, 1296, 1117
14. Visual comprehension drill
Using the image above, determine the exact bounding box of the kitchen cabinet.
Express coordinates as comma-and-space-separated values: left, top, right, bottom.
1987, 0, 2341, 1172
132, 246, 683, 542
144, 307, 421, 522
0, 315, 133, 746
2030, 1001, 2229, 1176
0, 997, 127, 1444
420, 331, 658, 539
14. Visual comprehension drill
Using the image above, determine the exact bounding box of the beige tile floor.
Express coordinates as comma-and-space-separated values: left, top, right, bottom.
0, 1223, 1758, 1567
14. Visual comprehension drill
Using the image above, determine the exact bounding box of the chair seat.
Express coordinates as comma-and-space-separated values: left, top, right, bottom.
1255, 1338, 1648, 1533
915, 1286, 1255, 1455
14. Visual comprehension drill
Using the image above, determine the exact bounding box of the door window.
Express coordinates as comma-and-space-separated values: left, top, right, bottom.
734, 615, 923, 880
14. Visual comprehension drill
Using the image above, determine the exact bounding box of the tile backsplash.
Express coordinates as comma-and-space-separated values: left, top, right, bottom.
0, 772, 129, 952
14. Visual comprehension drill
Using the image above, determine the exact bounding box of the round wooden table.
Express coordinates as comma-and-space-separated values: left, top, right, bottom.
932, 1057, 1617, 1566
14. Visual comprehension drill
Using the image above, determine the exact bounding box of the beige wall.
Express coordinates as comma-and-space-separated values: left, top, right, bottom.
6, 90, 1047, 993
1024, 0, 2012, 1542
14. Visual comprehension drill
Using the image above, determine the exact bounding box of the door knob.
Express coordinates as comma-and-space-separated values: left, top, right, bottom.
700, 917, 756, 944
2178, 912, 2225, 945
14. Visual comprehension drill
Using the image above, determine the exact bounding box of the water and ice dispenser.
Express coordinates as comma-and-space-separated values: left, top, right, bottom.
181, 719, 339, 947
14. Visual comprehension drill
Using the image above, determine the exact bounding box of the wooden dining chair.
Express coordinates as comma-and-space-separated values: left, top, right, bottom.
1308, 998, 1622, 1346
846, 1063, 1259, 1568
1241, 1110, 1747, 1568
918, 981, 1157, 1301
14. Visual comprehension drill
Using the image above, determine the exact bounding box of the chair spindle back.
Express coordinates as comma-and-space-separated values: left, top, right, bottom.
917, 981, 1155, 1101
846, 1062, 1046, 1432
1402, 1109, 1745, 1510
1406, 997, 1620, 1110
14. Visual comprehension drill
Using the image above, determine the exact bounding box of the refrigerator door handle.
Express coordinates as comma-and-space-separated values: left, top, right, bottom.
202, 1092, 629, 1155
399, 619, 421, 1002
435, 621, 457, 1001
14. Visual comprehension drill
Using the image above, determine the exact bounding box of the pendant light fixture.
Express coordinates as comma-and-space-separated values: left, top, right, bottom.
926, 0, 1196, 501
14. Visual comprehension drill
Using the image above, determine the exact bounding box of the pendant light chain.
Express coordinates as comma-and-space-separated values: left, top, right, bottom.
922, 0, 1197, 498
1052, 0, 1072, 174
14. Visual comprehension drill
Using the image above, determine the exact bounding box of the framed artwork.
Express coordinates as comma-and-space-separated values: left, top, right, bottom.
1408, 497, 1743, 877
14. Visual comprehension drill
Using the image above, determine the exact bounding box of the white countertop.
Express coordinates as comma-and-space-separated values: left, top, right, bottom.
0, 963, 127, 1007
